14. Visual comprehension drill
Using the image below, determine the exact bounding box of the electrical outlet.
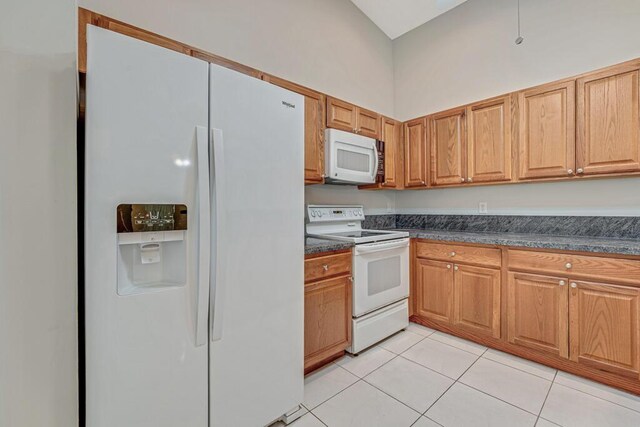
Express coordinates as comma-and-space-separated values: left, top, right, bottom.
478, 202, 488, 214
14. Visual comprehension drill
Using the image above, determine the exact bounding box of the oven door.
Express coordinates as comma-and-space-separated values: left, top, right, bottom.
353, 238, 410, 317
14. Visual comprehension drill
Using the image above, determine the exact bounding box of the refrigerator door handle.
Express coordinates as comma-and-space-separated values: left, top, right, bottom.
195, 125, 211, 347
210, 128, 226, 342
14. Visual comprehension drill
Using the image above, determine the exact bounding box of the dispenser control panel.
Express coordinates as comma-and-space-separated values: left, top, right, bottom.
117, 204, 187, 233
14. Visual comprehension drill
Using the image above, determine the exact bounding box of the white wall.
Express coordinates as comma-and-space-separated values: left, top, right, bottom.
393, 0, 640, 216
0, 0, 78, 426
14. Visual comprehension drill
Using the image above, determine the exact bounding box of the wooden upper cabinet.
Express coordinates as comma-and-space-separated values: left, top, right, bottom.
518, 81, 576, 180
326, 97, 381, 139
360, 117, 404, 189
466, 95, 512, 183
429, 108, 466, 186
327, 97, 357, 133
576, 61, 640, 176
416, 258, 453, 323
262, 74, 325, 184
453, 264, 500, 338
569, 280, 640, 378
507, 272, 569, 358
357, 107, 382, 139
404, 118, 428, 187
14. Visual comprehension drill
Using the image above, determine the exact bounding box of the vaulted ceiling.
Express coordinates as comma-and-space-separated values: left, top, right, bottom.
350, 0, 470, 39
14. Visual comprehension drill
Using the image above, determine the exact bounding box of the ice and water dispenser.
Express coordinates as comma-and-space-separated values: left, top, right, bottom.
116, 204, 187, 295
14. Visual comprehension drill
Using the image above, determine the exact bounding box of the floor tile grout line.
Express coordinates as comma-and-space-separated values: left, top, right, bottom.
550, 381, 640, 416
537, 370, 558, 421
419, 350, 484, 417
394, 353, 460, 382
305, 364, 361, 411
481, 352, 558, 382
551, 372, 640, 414
360, 376, 426, 420
307, 410, 328, 427
457, 379, 543, 417
424, 414, 445, 427
423, 334, 487, 357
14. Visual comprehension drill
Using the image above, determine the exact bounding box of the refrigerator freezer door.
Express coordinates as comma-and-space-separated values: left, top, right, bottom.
209, 64, 304, 426
85, 26, 209, 427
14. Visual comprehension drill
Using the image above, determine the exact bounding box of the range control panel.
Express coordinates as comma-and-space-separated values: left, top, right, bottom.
307, 205, 364, 223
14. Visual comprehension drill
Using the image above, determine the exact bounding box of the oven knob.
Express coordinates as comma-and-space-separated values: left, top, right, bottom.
310, 211, 316, 217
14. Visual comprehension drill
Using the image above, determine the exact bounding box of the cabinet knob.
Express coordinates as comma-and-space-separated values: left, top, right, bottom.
461, 178, 465, 183
565, 262, 572, 269
421, 180, 425, 185
454, 265, 459, 271
323, 264, 329, 271
450, 251, 456, 257
559, 280, 566, 286
577, 168, 584, 174
447, 264, 451, 269
467, 177, 473, 183
571, 282, 577, 288
353, 128, 358, 133
567, 169, 573, 175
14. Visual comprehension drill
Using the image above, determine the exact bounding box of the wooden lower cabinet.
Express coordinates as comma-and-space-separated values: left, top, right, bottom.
415, 258, 453, 323
569, 280, 640, 378
304, 250, 352, 373
507, 272, 569, 358
304, 275, 352, 372
454, 264, 501, 338
412, 241, 640, 394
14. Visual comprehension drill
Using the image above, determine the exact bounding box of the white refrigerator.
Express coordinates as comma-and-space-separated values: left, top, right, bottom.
85, 26, 304, 427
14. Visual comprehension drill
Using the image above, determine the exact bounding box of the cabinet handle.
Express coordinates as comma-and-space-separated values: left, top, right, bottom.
460, 178, 465, 183
467, 177, 473, 183
577, 168, 584, 174
450, 251, 456, 257
353, 128, 358, 133
559, 280, 566, 286
447, 264, 451, 269
420, 180, 425, 185
571, 282, 577, 288
454, 265, 459, 271
322, 264, 329, 271
565, 262, 572, 269
567, 169, 573, 175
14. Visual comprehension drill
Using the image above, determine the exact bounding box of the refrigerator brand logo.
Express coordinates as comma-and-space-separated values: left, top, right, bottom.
281, 101, 296, 109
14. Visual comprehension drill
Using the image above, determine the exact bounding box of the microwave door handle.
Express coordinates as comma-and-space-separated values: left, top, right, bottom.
210, 128, 226, 342
194, 125, 211, 347
372, 144, 379, 181
355, 239, 409, 254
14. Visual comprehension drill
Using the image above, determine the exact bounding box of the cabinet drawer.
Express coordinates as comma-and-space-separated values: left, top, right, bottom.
508, 249, 640, 286
416, 241, 501, 268
305, 252, 352, 283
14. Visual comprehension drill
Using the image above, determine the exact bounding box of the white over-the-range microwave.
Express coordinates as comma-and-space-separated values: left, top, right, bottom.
324, 128, 379, 184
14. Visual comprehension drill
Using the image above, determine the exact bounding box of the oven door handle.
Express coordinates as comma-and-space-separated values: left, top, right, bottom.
355, 239, 409, 255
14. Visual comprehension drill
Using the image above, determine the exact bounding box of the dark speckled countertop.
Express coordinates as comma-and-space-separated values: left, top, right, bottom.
398, 229, 640, 256
304, 237, 354, 255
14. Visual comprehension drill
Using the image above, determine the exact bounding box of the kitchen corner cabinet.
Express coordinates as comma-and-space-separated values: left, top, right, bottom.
326, 96, 381, 139
576, 61, 640, 176
404, 117, 428, 188
359, 117, 404, 190
517, 80, 576, 180
304, 250, 352, 373
262, 74, 325, 184
414, 241, 501, 338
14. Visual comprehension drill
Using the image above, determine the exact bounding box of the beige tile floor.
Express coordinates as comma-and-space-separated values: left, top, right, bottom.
273, 323, 640, 427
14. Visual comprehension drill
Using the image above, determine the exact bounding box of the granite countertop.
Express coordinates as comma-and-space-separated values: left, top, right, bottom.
398, 229, 640, 256
304, 237, 354, 255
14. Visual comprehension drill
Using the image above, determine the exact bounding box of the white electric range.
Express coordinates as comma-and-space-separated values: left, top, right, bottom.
306, 205, 410, 354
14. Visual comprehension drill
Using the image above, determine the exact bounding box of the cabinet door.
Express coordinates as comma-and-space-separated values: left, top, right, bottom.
507, 272, 569, 358
416, 259, 453, 323
357, 107, 381, 139
569, 280, 640, 378
518, 81, 576, 179
453, 264, 501, 338
429, 109, 466, 186
326, 96, 357, 133
576, 62, 640, 175
467, 96, 512, 183
404, 118, 428, 187
381, 117, 402, 187
304, 276, 352, 369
